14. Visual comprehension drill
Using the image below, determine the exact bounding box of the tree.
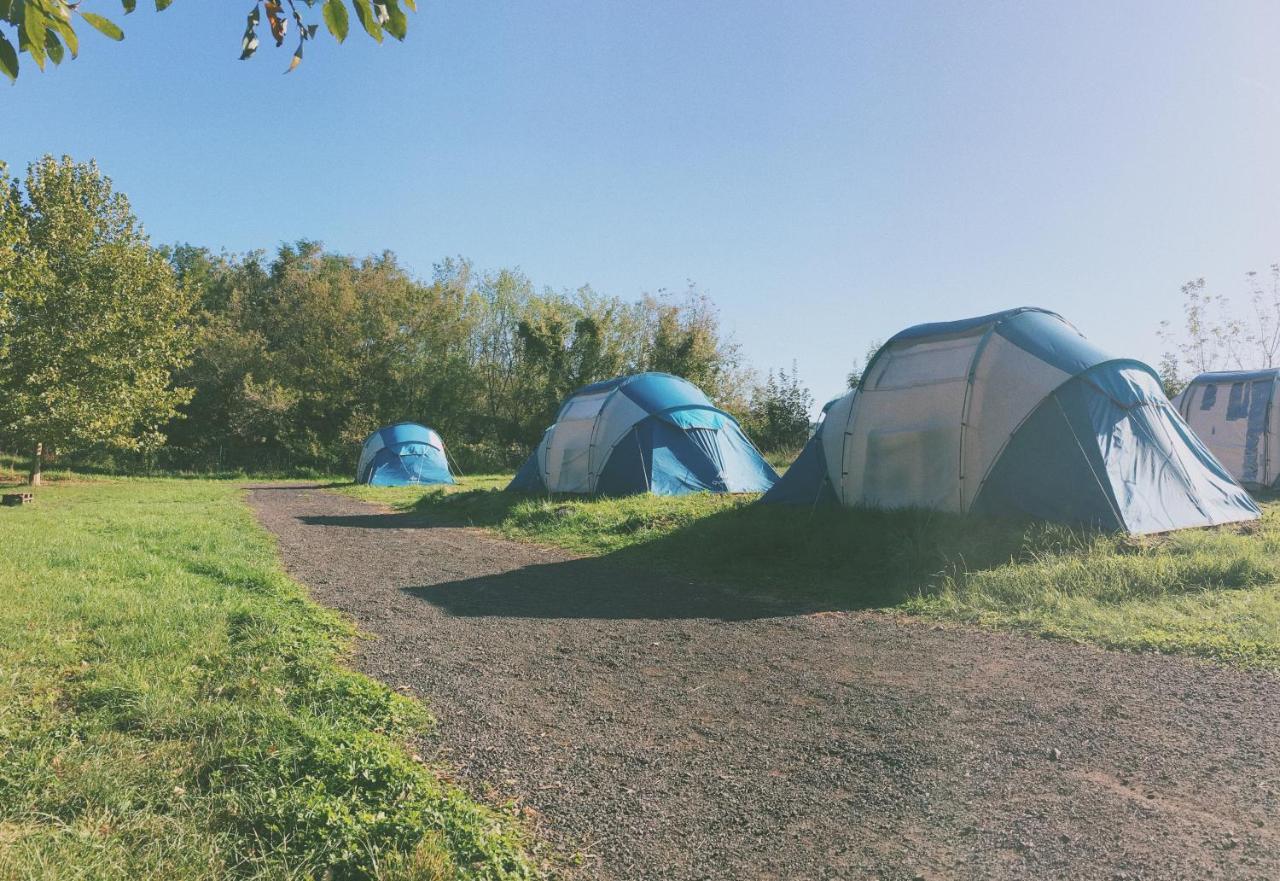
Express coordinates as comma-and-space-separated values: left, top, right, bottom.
641, 286, 749, 411
744, 363, 813, 454
0, 0, 414, 82
846, 339, 882, 389
0, 162, 30, 343
0, 156, 195, 484
1157, 269, 1280, 394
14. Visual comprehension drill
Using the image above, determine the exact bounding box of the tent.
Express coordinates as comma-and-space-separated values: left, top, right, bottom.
763, 307, 1260, 534
1173, 368, 1280, 488
356, 422, 454, 487
507, 372, 778, 496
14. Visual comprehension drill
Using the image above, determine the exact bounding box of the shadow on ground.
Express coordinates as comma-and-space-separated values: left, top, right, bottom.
295, 486, 1097, 621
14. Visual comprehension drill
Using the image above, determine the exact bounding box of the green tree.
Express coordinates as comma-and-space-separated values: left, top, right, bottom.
0, 156, 195, 483
0, 162, 31, 342
744, 363, 813, 454
641, 287, 749, 411
846, 339, 883, 389
0, 0, 414, 82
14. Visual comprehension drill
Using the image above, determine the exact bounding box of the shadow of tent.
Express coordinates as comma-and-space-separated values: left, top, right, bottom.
289, 488, 1166, 622
398, 551, 814, 621
298, 512, 435, 529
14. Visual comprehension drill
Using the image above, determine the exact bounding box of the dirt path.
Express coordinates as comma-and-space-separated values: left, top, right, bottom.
247, 486, 1280, 881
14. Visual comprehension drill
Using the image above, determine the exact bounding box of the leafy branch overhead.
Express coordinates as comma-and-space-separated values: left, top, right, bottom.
0, 0, 414, 82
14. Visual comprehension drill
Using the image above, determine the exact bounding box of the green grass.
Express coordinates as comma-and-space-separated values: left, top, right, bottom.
0, 481, 540, 881
341, 477, 1280, 669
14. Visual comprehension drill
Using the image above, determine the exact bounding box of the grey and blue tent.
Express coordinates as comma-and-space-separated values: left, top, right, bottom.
763, 307, 1260, 534
508, 372, 777, 496
1174, 368, 1280, 488
356, 423, 454, 487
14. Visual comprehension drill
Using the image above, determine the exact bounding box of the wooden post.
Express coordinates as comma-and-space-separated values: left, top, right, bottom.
28, 442, 42, 487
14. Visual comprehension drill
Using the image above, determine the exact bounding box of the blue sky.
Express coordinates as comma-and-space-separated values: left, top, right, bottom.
4, 1, 1280, 406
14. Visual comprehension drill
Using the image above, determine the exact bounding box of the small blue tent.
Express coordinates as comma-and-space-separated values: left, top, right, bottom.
356, 423, 454, 487
764, 308, 1260, 534
508, 372, 777, 496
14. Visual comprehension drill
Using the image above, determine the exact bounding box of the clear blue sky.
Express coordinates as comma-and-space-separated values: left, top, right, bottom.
5, 1, 1280, 407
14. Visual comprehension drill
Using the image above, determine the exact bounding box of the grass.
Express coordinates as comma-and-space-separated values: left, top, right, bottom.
340, 476, 1280, 669
0, 480, 540, 881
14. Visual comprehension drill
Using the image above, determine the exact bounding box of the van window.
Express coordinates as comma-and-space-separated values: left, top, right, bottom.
1226, 382, 1249, 420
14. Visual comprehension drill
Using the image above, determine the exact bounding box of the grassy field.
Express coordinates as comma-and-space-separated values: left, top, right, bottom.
0, 480, 539, 881
342, 478, 1280, 668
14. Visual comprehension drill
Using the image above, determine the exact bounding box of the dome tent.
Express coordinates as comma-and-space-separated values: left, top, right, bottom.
508, 372, 778, 496
763, 308, 1260, 534
1174, 368, 1280, 488
356, 423, 454, 487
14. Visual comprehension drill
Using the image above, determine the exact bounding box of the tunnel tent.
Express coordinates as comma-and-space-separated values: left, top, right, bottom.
356, 422, 455, 487
763, 307, 1260, 534
507, 372, 778, 496
1174, 368, 1280, 488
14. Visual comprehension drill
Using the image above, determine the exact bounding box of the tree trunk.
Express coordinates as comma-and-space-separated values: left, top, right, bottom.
28, 442, 42, 487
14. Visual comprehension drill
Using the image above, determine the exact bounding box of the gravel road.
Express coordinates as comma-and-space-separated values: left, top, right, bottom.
247, 485, 1280, 881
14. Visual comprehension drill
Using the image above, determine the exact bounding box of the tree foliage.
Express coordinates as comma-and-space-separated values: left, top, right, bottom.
164, 247, 752, 473
0, 0, 413, 82
1158, 266, 1280, 395
742, 363, 813, 454
846, 339, 882, 389
0, 156, 196, 477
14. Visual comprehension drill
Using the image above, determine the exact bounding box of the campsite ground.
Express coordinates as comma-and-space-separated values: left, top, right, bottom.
340, 478, 1280, 669
252, 484, 1280, 881
0, 480, 540, 881
5, 470, 1280, 879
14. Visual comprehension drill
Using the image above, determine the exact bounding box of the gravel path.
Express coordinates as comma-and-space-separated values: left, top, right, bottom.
248, 485, 1280, 881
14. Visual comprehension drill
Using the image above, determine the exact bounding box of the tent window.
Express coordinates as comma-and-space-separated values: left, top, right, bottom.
872, 337, 980, 389
1199, 384, 1218, 410
1227, 382, 1250, 420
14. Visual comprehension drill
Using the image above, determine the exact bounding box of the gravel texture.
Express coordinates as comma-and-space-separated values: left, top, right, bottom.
248, 485, 1280, 881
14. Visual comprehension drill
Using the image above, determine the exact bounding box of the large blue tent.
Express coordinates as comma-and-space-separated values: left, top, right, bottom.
764, 307, 1260, 534
356, 423, 454, 487
508, 372, 777, 496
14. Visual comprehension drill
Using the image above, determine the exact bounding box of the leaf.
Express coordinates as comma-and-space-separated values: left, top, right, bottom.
0, 33, 17, 82
44, 29, 63, 65
20, 2, 47, 60
264, 0, 287, 46
322, 0, 347, 43
382, 0, 406, 41
81, 13, 125, 41
285, 42, 302, 74
239, 4, 260, 60
50, 14, 78, 57
351, 0, 381, 43
18, 6, 46, 70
